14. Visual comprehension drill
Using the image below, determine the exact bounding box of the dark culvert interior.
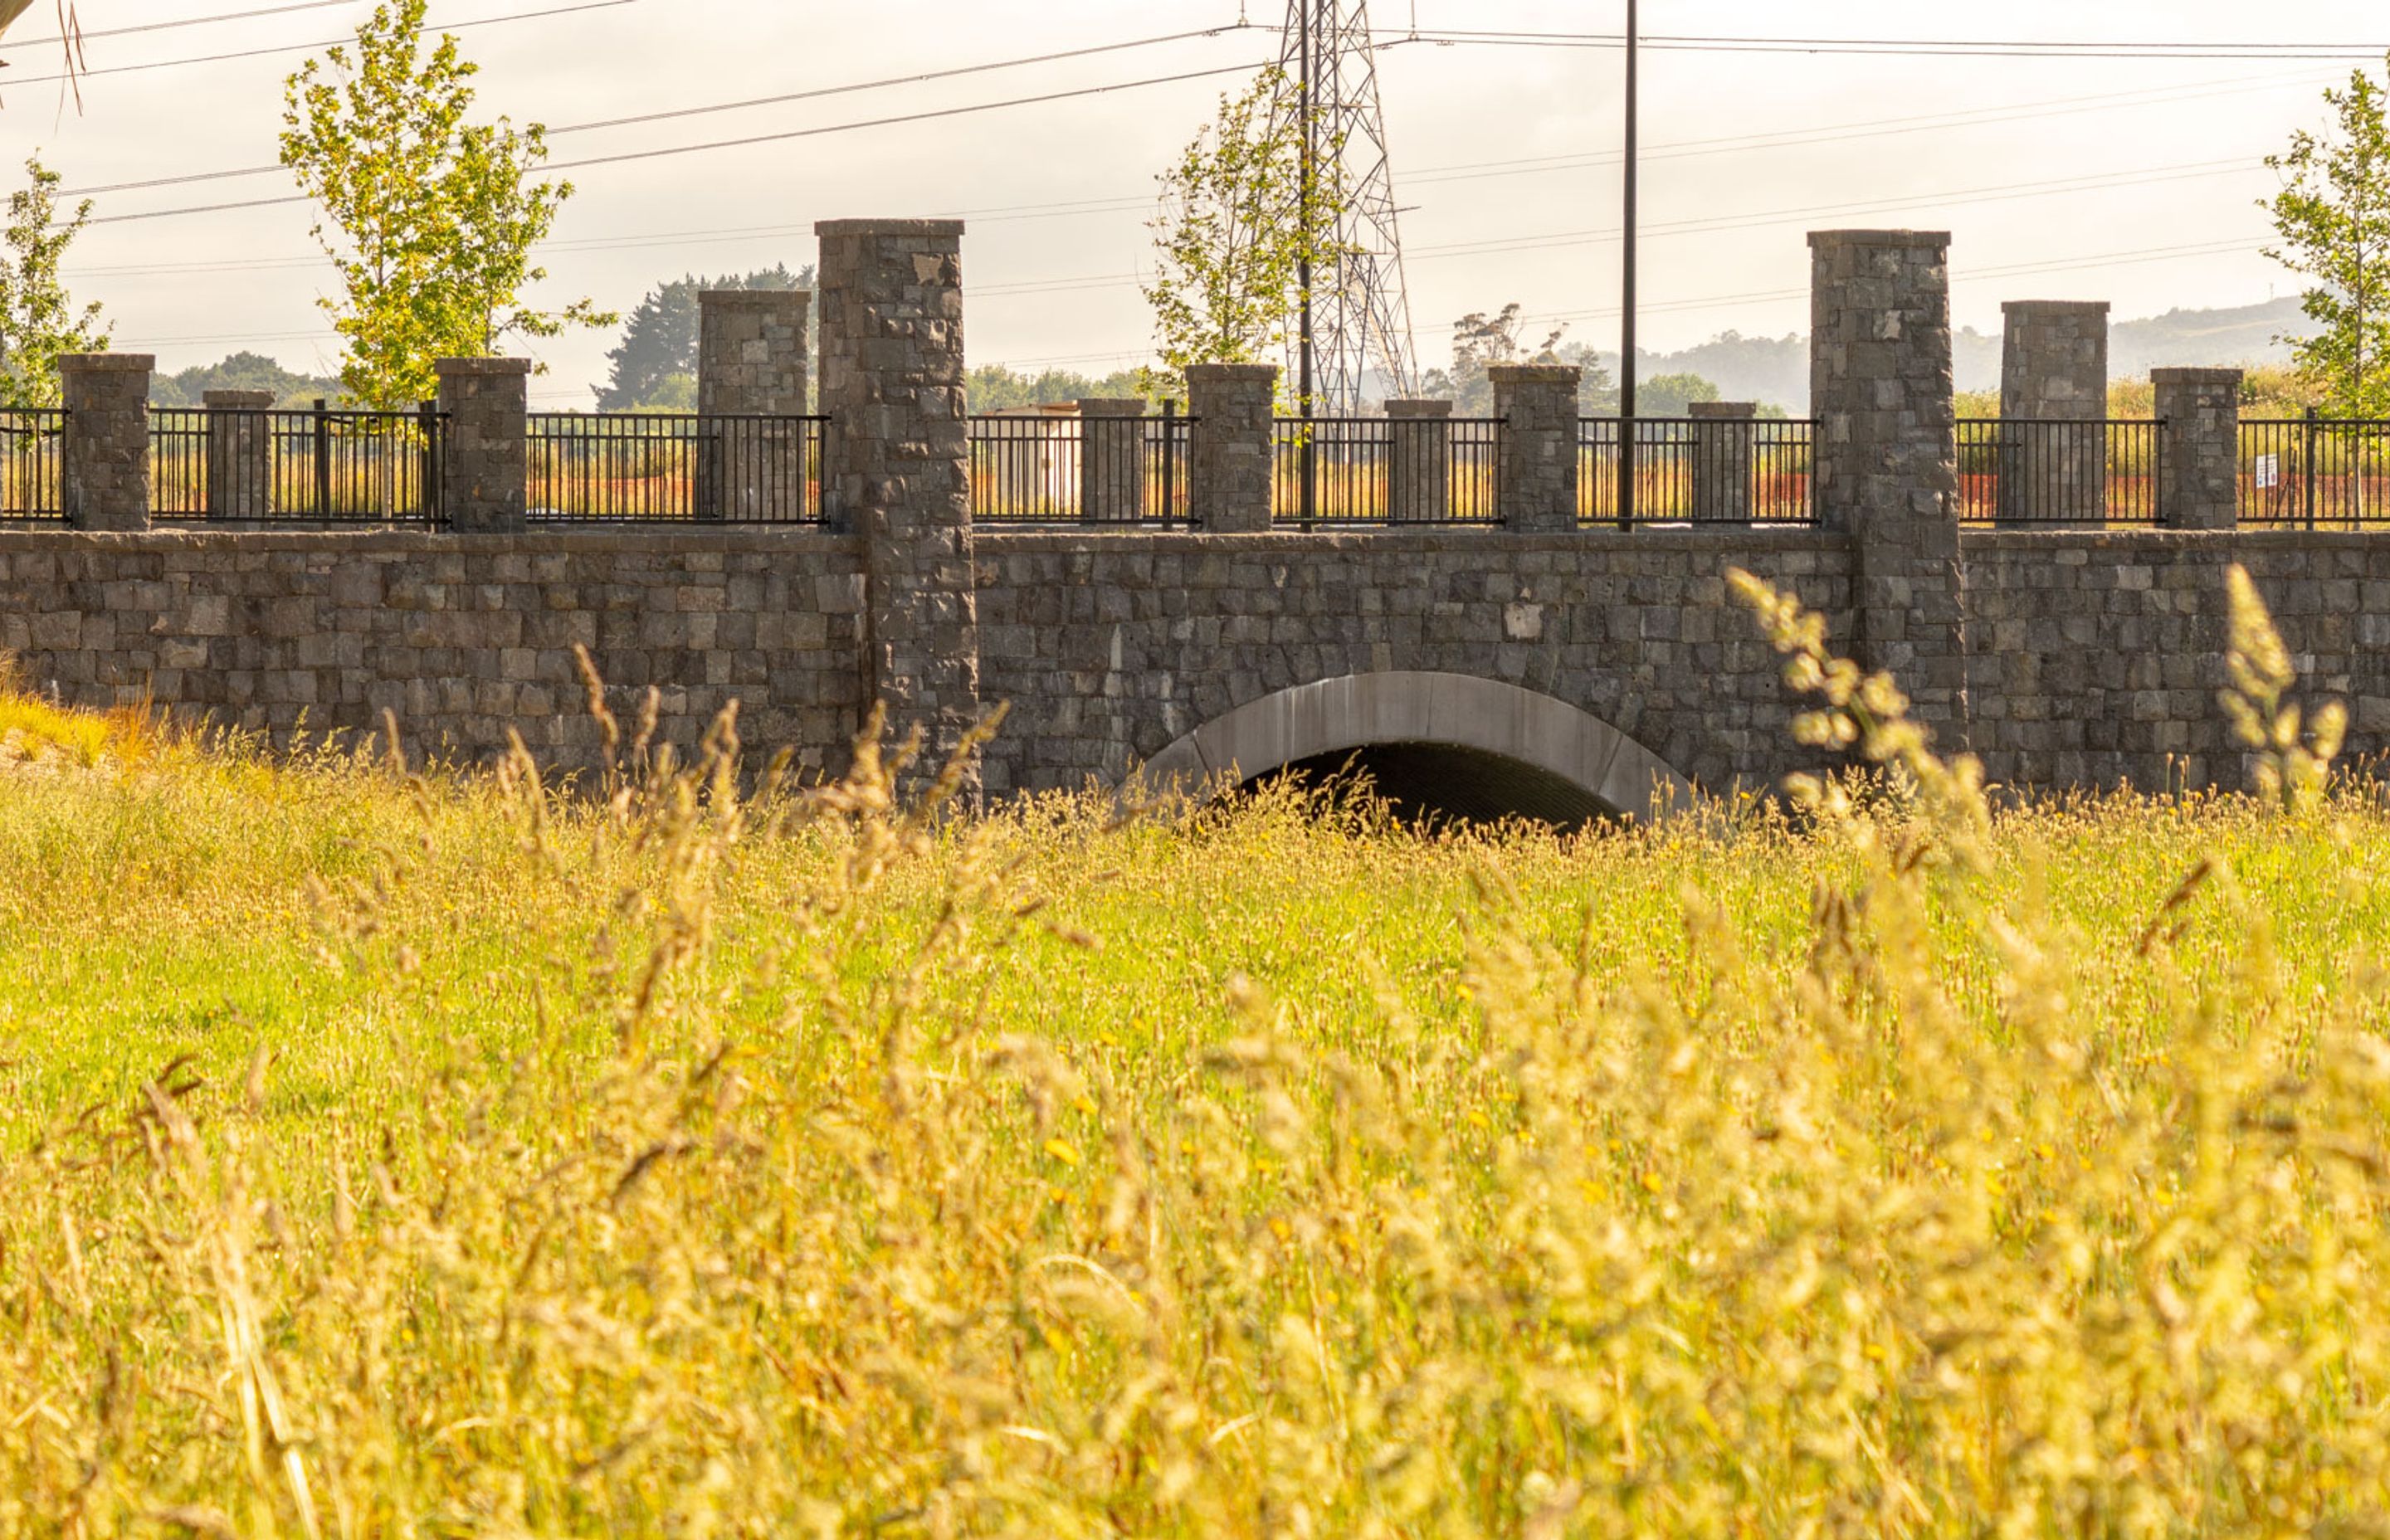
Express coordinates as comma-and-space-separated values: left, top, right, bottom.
1256, 741, 1619, 832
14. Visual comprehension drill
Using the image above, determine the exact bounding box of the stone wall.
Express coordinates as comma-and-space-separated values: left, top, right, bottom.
6, 523, 2389, 811
0, 529, 867, 776
1964, 531, 2390, 793
970, 529, 1855, 797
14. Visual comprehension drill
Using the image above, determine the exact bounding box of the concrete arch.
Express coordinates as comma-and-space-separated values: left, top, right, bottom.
1128, 671, 1700, 822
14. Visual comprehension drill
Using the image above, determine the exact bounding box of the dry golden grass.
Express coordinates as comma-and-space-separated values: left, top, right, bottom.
2, 578, 2390, 1535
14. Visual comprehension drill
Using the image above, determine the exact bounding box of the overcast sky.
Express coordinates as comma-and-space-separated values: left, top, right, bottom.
7, 0, 2385, 402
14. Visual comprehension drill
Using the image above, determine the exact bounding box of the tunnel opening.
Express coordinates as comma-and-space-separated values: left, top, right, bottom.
1254, 740, 1622, 833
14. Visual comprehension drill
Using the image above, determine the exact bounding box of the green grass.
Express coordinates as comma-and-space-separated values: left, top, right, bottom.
4, 576, 2390, 1534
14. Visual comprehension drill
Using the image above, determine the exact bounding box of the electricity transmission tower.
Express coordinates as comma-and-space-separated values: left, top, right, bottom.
1272, 0, 1420, 413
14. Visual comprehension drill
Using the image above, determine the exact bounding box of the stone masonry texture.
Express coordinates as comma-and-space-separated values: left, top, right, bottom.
1998, 300, 2110, 526
698, 290, 813, 524
1688, 402, 1758, 524
1489, 365, 1581, 534
437, 358, 530, 534
0, 529, 866, 777
61, 353, 153, 533
1385, 398, 1455, 524
1076, 398, 1149, 525
817, 217, 982, 790
1810, 230, 1970, 753
203, 390, 276, 524
11, 525, 2390, 811
1188, 364, 1277, 534
2155, 368, 2244, 532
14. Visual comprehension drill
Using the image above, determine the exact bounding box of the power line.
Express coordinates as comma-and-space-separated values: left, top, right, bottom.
64, 48, 2323, 239
78, 60, 1275, 226
1388, 25, 2390, 61
60, 24, 1256, 198
4, 0, 361, 49
1407, 158, 2268, 263
3, 0, 641, 89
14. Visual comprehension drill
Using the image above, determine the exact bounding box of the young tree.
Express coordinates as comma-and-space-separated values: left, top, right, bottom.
1144, 67, 1348, 396
0, 154, 107, 407
280, 0, 611, 409
2265, 58, 2390, 418
595, 264, 812, 411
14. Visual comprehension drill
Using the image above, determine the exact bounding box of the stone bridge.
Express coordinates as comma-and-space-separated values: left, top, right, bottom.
2, 221, 2384, 821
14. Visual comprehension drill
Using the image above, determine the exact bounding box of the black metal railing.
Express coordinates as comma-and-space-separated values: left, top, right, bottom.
1270, 416, 1503, 526
969, 407, 1192, 525
0, 407, 66, 521
526, 412, 828, 524
2240, 415, 2390, 528
1578, 417, 1817, 527
1957, 418, 2161, 526
150, 401, 444, 524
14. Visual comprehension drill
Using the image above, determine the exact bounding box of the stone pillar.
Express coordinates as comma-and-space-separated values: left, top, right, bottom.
1808, 230, 1968, 751
59, 353, 153, 532
2154, 367, 2243, 531
1385, 397, 1452, 524
1998, 300, 2110, 525
698, 289, 812, 522
1490, 364, 1580, 534
1188, 363, 1277, 533
1076, 398, 1148, 524
1688, 401, 1758, 524
202, 388, 274, 522
817, 217, 981, 790
435, 358, 529, 534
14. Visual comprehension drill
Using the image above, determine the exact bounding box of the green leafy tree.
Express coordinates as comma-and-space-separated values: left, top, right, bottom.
280, 0, 611, 409
0, 155, 107, 408
595, 265, 812, 411
2265, 57, 2390, 418
1144, 67, 1348, 400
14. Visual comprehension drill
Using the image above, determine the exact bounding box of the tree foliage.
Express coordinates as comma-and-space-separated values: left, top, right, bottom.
149, 351, 342, 410
594, 265, 812, 412
2265, 57, 2390, 418
280, 0, 611, 410
1419, 304, 1621, 416
0, 155, 106, 408
1144, 67, 1348, 396
964, 363, 1152, 413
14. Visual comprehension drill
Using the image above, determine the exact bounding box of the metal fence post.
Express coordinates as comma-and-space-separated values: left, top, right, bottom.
417, 399, 441, 526
1161, 398, 1178, 530
2304, 405, 2320, 531
310, 398, 332, 519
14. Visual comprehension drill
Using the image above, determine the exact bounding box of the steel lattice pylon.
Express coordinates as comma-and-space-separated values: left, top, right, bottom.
1272, 0, 1420, 412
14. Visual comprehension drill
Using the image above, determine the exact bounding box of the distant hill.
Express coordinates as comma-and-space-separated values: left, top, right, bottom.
2109, 297, 2316, 376
1574, 300, 2319, 414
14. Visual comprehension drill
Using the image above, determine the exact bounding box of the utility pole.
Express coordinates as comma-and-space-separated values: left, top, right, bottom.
1617, 0, 1639, 529
1297, 0, 1317, 525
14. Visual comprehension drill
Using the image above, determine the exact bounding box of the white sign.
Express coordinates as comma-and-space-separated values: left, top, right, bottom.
2255, 454, 2280, 490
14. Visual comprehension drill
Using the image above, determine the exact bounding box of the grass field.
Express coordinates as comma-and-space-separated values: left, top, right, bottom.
4, 574, 2390, 1535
